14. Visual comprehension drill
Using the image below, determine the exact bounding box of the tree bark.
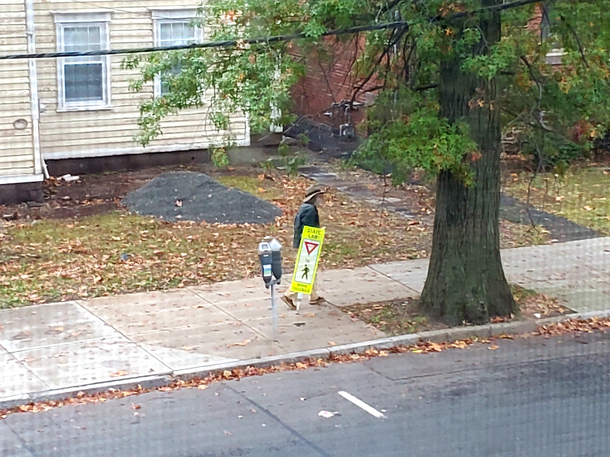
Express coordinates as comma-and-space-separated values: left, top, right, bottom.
420, 1, 515, 325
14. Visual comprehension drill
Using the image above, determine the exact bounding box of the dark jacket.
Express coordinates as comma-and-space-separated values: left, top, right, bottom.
293, 203, 319, 248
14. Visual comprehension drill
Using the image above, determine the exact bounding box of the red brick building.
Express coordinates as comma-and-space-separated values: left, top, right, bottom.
291, 35, 379, 130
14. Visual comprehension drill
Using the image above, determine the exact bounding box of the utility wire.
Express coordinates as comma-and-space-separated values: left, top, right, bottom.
0, 0, 541, 61
0, 21, 408, 61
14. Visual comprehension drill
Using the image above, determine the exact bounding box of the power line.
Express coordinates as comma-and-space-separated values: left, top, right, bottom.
0, 21, 407, 61
0, 0, 541, 61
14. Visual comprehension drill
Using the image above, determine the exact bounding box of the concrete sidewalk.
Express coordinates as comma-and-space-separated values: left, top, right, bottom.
1, 237, 609, 407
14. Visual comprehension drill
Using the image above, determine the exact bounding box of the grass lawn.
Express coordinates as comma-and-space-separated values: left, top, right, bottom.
0, 172, 431, 307
0, 166, 555, 308
503, 166, 610, 235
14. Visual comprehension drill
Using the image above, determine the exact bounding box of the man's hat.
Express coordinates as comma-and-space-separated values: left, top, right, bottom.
303, 185, 326, 203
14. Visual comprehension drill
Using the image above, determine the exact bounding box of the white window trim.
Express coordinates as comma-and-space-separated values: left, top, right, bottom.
152, 9, 203, 98
54, 12, 112, 112
150, 8, 199, 20
52, 11, 111, 23
545, 48, 564, 65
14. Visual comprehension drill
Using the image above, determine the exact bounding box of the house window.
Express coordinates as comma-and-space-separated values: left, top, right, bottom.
152, 10, 201, 97
54, 13, 111, 110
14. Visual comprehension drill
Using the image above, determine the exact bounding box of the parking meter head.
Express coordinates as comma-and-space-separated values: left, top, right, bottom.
269, 238, 282, 281
257, 241, 273, 285
269, 238, 281, 252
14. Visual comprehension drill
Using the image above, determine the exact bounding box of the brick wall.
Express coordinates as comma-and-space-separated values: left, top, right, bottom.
291, 36, 379, 128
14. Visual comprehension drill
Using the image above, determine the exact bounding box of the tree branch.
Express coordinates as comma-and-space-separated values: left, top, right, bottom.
561, 17, 590, 68
415, 84, 439, 91
350, 25, 408, 104
519, 55, 545, 93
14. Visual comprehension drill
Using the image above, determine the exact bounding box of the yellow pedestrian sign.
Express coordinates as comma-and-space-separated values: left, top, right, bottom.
290, 226, 325, 295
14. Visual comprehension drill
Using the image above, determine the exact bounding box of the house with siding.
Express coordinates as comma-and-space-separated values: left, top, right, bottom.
0, 1, 249, 205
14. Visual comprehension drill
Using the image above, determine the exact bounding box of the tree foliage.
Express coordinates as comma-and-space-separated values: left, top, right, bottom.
125, 0, 610, 171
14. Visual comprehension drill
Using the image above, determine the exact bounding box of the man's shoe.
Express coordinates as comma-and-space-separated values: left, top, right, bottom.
310, 296, 325, 305
281, 295, 297, 310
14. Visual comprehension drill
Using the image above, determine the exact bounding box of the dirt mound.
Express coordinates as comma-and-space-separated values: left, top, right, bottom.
122, 171, 282, 224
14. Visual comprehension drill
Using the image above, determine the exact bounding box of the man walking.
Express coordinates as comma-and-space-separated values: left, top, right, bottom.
282, 185, 325, 310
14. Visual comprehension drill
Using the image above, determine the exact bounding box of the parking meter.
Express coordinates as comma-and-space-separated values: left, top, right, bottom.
258, 237, 283, 342
257, 240, 273, 287
269, 238, 282, 281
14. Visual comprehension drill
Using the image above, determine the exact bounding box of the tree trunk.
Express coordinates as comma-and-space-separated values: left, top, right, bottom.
420, 0, 515, 325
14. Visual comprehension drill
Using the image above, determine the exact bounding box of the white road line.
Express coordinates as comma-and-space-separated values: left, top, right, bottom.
338, 391, 388, 419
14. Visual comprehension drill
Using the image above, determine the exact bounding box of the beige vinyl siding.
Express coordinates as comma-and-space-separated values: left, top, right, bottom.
34, 1, 248, 160
0, 1, 36, 178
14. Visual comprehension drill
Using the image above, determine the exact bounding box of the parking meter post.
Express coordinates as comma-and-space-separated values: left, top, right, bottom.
270, 281, 278, 342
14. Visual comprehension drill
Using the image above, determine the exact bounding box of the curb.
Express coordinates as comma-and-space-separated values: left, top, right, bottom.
2, 309, 609, 411
0, 374, 172, 411
172, 310, 610, 383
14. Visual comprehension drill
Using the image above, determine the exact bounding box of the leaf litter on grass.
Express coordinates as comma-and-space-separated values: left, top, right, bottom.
503, 166, 610, 235
344, 299, 445, 336
0, 172, 431, 307
345, 285, 571, 336
323, 159, 550, 248
1, 164, 554, 308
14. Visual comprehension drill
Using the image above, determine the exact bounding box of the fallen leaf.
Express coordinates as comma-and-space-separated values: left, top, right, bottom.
488, 345, 499, 350
110, 370, 127, 377
229, 339, 251, 347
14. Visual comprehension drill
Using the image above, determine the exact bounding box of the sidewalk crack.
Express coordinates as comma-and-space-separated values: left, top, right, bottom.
188, 289, 274, 344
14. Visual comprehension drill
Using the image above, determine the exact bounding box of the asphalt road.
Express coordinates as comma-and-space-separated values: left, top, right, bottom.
2, 331, 610, 457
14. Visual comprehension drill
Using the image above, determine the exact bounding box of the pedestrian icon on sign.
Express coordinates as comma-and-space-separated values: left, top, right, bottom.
301, 264, 310, 280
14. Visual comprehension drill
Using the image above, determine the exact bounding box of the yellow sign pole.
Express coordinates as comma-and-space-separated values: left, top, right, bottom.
290, 226, 325, 295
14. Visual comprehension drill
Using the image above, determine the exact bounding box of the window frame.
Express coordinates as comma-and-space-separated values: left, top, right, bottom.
54, 12, 112, 112
151, 9, 202, 98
